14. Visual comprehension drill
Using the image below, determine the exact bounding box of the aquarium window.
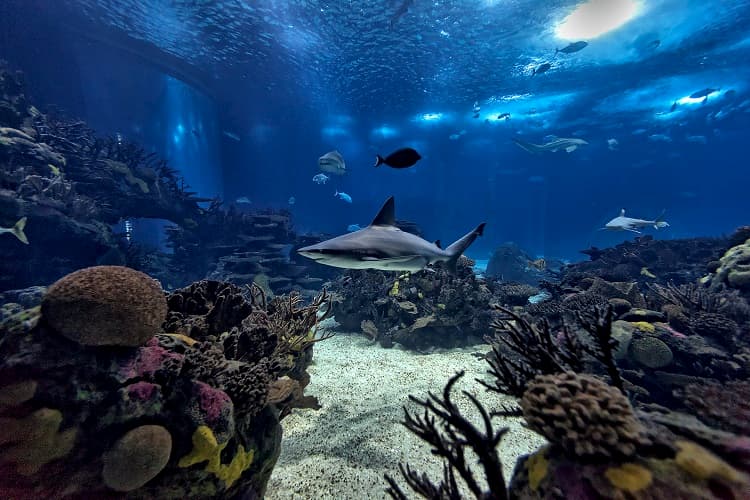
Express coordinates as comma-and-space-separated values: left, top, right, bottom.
555, 0, 641, 40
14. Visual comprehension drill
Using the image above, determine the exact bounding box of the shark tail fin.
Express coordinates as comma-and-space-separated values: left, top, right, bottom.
444, 223, 485, 274
11, 217, 29, 244
374, 155, 384, 167
654, 210, 669, 229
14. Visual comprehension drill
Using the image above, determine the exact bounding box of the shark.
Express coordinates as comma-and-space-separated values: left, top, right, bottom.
602, 209, 669, 234
297, 196, 485, 273
512, 136, 588, 154
0, 217, 29, 244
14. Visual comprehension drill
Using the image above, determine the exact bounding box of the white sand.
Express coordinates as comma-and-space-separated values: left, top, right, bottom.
266, 329, 546, 499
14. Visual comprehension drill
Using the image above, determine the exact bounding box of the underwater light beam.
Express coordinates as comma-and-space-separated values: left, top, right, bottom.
556, 0, 641, 40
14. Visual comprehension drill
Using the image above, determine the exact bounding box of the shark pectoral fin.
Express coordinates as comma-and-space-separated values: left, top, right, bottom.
565, 145, 577, 152
626, 228, 642, 234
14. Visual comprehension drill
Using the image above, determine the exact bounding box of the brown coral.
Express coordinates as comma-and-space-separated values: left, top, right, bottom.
521, 372, 650, 459
681, 381, 750, 436
41, 266, 167, 346
102, 425, 172, 492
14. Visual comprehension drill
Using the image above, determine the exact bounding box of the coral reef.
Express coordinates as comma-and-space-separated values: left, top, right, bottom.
0, 62, 328, 295
330, 256, 496, 349
0, 267, 329, 498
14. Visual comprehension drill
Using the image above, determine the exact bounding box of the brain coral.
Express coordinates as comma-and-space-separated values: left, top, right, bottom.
521, 372, 651, 459
102, 425, 172, 492
41, 265, 167, 346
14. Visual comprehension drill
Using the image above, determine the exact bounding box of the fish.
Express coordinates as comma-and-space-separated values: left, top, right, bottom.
374, 147, 422, 168
473, 113, 480, 119
690, 88, 719, 102
528, 258, 547, 271
334, 190, 352, 203
318, 150, 347, 175
222, 130, 241, 141
48, 164, 61, 176
389, 0, 413, 30
670, 101, 678, 112
347, 224, 362, 232
555, 41, 588, 54
0, 217, 29, 244
607, 138, 619, 150
512, 136, 588, 154
449, 133, 461, 140
312, 173, 330, 184
685, 135, 707, 144
532, 63, 551, 76
288, 196, 296, 205
235, 196, 252, 204
648, 134, 672, 143
297, 196, 485, 273
473, 101, 481, 113
641, 267, 657, 279
497, 113, 511, 120
602, 209, 669, 234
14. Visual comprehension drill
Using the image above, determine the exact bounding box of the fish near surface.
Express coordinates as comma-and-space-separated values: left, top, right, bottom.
312, 173, 329, 184
375, 147, 422, 169
512, 136, 588, 154
602, 209, 669, 234
318, 150, 347, 175
297, 196, 485, 273
556, 41, 588, 54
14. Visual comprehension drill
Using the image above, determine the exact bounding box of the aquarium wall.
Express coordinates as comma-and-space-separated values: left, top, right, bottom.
0, 0, 223, 200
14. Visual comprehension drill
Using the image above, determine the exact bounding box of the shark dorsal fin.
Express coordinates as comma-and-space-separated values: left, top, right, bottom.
620, 208, 626, 216
370, 196, 396, 226
434, 240, 442, 249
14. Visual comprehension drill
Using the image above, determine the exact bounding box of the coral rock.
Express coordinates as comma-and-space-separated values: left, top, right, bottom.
102, 425, 172, 492
521, 372, 650, 459
41, 266, 167, 346
629, 337, 674, 369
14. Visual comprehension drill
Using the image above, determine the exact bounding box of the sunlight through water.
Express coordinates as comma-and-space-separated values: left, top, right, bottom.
555, 0, 642, 40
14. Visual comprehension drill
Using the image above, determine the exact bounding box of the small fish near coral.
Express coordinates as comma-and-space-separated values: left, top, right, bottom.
527, 258, 546, 271
0, 217, 29, 244
374, 147, 422, 169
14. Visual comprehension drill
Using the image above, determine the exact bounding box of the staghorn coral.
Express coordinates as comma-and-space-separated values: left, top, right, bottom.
41, 265, 167, 346
521, 372, 651, 459
385, 371, 509, 500
484, 305, 625, 398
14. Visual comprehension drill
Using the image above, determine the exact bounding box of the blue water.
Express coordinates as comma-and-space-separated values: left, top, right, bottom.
1, 0, 749, 261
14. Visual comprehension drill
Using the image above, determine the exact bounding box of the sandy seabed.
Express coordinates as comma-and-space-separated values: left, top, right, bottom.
266, 328, 546, 499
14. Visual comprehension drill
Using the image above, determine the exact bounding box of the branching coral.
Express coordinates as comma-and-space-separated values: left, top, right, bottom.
385, 372, 509, 500
482, 305, 625, 398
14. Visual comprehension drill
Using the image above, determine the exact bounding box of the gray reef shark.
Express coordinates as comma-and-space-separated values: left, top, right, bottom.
602, 209, 669, 234
297, 196, 485, 273
0, 217, 29, 244
512, 136, 589, 154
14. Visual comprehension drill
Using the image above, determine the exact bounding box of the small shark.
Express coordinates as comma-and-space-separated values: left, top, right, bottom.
512, 136, 588, 154
297, 196, 485, 273
602, 209, 669, 234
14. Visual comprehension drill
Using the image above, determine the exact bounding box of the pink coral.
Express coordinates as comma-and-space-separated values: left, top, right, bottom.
127, 382, 159, 401
196, 381, 232, 423
118, 345, 182, 382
